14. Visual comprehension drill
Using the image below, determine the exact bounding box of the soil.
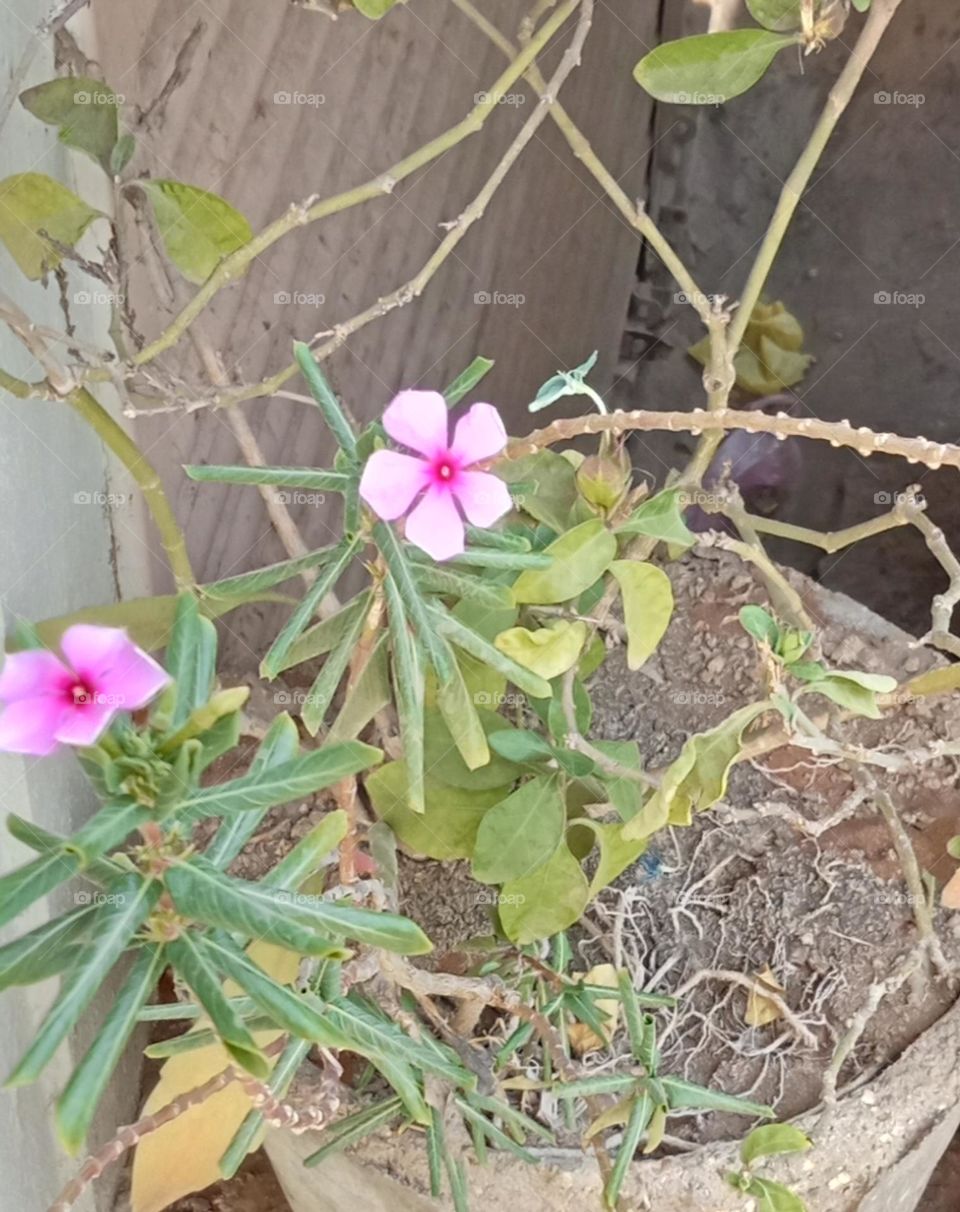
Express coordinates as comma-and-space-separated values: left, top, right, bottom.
134, 548, 960, 1210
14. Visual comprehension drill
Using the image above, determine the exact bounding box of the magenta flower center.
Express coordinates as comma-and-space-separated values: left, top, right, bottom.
430, 452, 461, 487
69, 679, 96, 707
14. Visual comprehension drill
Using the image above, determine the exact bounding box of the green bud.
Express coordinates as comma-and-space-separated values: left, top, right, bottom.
576, 448, 631, 511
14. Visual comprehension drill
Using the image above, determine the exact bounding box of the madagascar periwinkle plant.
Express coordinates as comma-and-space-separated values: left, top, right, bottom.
2, 0, 959, 1210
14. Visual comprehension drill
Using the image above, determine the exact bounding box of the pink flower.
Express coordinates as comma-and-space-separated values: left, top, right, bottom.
0, 625, 169, 756
359, 390, 513, 561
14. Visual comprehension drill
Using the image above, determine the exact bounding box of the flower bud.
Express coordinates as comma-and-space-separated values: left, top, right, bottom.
576, 447, 631, 511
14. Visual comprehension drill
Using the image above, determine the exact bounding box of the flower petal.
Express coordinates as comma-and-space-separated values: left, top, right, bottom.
454, 470, 513, 528
405, 485, 466, 561
0, 696, 69, 755
54, 700, 117, 748
382, 390, 449, 458
449, 403, 507, 465
0, 649, 72, 702
359, 450, 429, 521
61, 625, 169, 709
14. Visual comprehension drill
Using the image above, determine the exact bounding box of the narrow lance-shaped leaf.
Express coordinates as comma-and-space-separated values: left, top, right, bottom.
303, 1097, 405, 1168
185, 464, 352, 490
261, 538, 359, 678
428, 602, 551, 699
176, 740, 381, 821
0, 904, 95, 990
163, 592, 217, 728
261, 810, 348, 889
204, 713, 299, 868
55, 946, 166, 1154
443, 355, 495, 406
166, 935, 269, 1078
279, 592, 369, 673
301, 592, 371, 735
6, 813, 122, 883
220, 1036, 313, 1178
0, 850, 80, 930
200, 546, 339, 605
605, 1092, 653, 1209
661, 1075, 774, 1117
166, 857, 431, 955
65, 798, 153, 865
6, 876, 160, 1086
374, 522, 457, 680
384, 575, 425, 813
293, 342, 357, 458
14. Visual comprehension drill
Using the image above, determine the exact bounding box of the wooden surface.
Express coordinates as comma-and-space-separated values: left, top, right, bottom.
93, 0, 657, 663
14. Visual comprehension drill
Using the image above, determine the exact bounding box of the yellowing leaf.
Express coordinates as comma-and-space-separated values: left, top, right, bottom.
131, 941, 298, 1212
512, 519, 616, 605
494, 620, 587, 680
0, 172, 101, 279
140, 179, 252, 285
569, 963, 619, 1054
609, 561, 673, 671
744, 966, 784, 1028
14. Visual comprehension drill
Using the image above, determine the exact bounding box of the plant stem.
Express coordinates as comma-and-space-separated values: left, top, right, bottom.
65, 386, 194, 589
129, 0, 583, 370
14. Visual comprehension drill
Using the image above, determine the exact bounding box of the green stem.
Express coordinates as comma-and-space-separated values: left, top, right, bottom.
0, 366, 41, 399
65, 387, 194, 589
128, 0, 582, 371
729, 0, 903, 349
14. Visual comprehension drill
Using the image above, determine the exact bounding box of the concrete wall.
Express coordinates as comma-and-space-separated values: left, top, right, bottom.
0, 7, 150, 1210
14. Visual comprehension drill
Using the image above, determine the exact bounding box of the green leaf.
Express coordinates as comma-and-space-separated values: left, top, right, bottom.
262, 811, 348, 889
423, 705, 521, 793
495, 621, 587, 680
745, 1176, 808, 1212
512, 519, 617, 605
163, 593, 216, 728
140, 179, 252, 285
167, 935, 269, 1078
110, 132, 136, 175
852, 0, 871, 9
303, 1097, 405, 1167
590, 740, 647, 821
617, 487, 696, 547
661, 1075, 774, 1117
740, 604, 780, 648
201, 548, 340, 609
495, 451, 581, 532
745, 0, 802, 31
609, 561, 673, 671
323, 995, 468, 1088
55, 946, 165, 1153
623, 703, 767, 839
185, 464, 351, 490
279, 592, 369, 672
6, 875, 160, 1086
573, 819, 648, 897
261, 539, 359, 678
443, 356, 494, 406
499, 843, 590, 944
366, 760, 509, 860
384, 574, 426, 813
413, 563, 512, 609
301, 591, 369, 735
0, 172, 100, 279
429, 603, 551, 698
177, 741, 381, 820
353, 0, 401, 18
741, 1123, 812, 1166
605, 1092, 653, 1208
375, 524, 456, 681
802, 670, 896, 719
329, 632, 390, 741
435, 659, 490, 771
5, 813, 121, 884
205, 713, 300, 868
293, 343, 358, 458
167, 858, 431, 955
0, 905, 94, 990
220, 1037, 311, 1177
0, 850, 80, 929
633, 30, 799, 105
552, 1073, 640, 1100
472, 776, 566, 884
63, 799, 152, 865
20, 76, 120, 171
488, 728, 554, 765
